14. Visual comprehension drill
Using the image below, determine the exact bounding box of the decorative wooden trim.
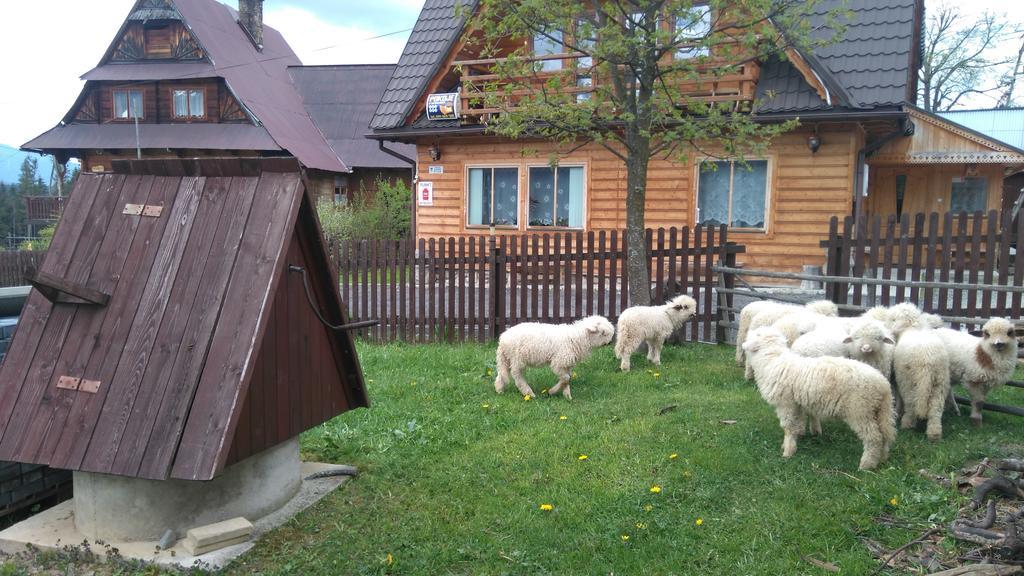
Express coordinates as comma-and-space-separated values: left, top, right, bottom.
869, 151, 1024, 165
908, 108, 1018, 153
783, 47, 828, 102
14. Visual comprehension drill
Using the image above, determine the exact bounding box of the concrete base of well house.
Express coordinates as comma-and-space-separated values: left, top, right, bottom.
0, 458, 355, 570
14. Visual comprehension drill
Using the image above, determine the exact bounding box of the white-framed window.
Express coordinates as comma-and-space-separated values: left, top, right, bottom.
172, 88, 205, 118
950, 177, 987, 214
467, 166, 520, 226
533, 30, 564, 72
696, 159, 769, 230
113, 89, 144, 119
675, 5, 711, 59
528, 165, 585, 228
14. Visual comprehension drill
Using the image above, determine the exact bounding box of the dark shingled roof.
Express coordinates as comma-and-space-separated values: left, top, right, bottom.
370, 0, 477, 130
373, 0, 920, 131
290, 65, 416, 169
24, 123, 280, 152
26, 0, 347, 174
756, 0, 919, 113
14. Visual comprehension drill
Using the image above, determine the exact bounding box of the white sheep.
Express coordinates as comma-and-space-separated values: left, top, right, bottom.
934, 317, 1019, 426
734, 299, 838, 366
494, 315, 615, 400
792, 318, 894, 377
886, 303, 951, 441
742, 326, 896, 470
614, 294, 697, 372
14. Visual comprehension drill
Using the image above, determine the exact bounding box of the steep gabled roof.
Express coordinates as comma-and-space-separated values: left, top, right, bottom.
370, 0, 477, 130
290, 65, 416, 169
371, 0, 922, 132
24, 0, 347, 174
756, 0, 920, 114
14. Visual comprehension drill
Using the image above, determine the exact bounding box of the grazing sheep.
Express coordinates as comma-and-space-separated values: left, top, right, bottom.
886, 303, 950, 441
494, 315, 615, 400
614, 294, 697, 372
935, 318, 1019, 426
742, 327, 896, 470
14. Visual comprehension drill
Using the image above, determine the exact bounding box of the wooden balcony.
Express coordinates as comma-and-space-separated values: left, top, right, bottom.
453, 53, 758, 121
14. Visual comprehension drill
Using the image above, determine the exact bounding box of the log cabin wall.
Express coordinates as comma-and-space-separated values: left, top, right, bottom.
413, 125, 858, 272
82, 79, 226, 124
865, 164, 1004, 230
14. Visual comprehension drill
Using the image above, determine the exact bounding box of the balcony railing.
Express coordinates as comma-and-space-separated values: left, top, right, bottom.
453, 52, 759, 121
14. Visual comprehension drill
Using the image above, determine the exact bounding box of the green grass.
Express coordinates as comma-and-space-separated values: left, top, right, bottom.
222, 342, 1023, 576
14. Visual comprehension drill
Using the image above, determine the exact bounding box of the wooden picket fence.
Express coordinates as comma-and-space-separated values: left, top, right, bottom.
329, 226, 744, 344
820, 210, 1024, 329
0, 252, 44, 288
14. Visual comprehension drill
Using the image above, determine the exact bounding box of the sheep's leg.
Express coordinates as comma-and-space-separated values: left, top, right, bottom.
777, 406, 803, 458
855, 425, 884, 471
925, 386, 946, 442
744, 362, 754, 381
494, 349, 510, 394
647, 337, 664, 366
510, 362, 536, 398
548, 368, 573, 400
966, 383, 987, 426
809, 415, 822, 436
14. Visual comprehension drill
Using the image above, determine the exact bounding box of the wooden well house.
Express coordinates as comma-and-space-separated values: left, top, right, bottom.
0, 158, 368, 482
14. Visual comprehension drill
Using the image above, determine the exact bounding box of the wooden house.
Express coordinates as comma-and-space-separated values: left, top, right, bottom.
22, 0, 412, 204
368, 0, 1024, 273
0, 158, 368, 481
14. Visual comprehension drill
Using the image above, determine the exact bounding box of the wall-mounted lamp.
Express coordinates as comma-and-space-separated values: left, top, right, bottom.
428, 143, 441, 161
807, 130, 821, 154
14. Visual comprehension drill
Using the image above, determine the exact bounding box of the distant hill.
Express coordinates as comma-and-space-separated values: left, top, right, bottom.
0, 144, 56, 185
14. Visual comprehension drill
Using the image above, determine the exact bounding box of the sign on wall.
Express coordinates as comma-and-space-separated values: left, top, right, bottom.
426, 92, 460, 121
428, 165, 444, 174
418, 181, 434, 206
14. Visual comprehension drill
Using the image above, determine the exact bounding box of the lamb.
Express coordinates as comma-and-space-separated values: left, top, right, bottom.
934, 317, 1019, 426
792, 318, 895, 379
494, 315, 615, 400
742, 326, 896, 470
614, 294, 697, 372
734, 299, 838, 366
886, 303, 951, 441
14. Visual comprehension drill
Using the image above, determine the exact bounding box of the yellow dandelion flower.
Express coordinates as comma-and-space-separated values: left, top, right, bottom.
889, 497, 898, 506
572, 371, 577, 378
621, 534, 630, 541
539, 503, 553, 511
386, 553, 394, 566
523, 394, 533, 401
486, 368, 494, 376
635, 522, 647, 530
696, 518, 704, 526
669, 453, 678, 460
410, 381, 416, 386
650, 485, 662, 494
653, 372, 661, 378
482, 403, 490, 409
559, 415, 567, 420
644, 504, 653, 512
578, 454, 588, 461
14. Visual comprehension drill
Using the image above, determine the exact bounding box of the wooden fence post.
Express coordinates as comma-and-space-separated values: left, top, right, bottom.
715, 242, 738, 344
488, 235, 505, 340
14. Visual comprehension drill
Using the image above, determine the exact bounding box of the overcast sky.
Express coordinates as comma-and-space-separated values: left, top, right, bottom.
0, 0, 1022, 149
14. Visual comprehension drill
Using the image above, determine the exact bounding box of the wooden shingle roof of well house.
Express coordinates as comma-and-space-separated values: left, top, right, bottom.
0, 158, 369, 482
22, 0, 347, 176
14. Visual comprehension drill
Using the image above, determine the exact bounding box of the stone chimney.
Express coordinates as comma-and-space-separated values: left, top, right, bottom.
238, 0, 264, 49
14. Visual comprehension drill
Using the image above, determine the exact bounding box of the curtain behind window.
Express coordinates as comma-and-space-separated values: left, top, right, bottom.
731, 160, 767, 228
698, 161, 729, 226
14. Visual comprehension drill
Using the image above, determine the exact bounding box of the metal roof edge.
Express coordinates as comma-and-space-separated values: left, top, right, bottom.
905, 103, 1024, 157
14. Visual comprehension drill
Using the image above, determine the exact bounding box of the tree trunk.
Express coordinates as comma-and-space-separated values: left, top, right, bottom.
624, 144, 651, 307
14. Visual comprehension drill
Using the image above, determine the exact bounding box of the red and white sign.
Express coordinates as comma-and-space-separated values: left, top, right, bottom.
418, 181, 434, 206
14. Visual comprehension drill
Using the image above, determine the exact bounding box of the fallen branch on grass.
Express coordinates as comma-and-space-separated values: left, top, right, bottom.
973, 477, 1024, 509
869, 527, 941, 575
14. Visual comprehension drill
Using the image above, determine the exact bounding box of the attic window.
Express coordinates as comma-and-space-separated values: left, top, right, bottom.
533, 31, 564, 72
172, 89, 206, 119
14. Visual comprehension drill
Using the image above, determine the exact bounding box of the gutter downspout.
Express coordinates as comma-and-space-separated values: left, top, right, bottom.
378, 140, 418, 236
853, 116, 914, 226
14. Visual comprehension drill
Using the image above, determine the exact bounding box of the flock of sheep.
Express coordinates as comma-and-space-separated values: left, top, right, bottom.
491, 292, 1019, 471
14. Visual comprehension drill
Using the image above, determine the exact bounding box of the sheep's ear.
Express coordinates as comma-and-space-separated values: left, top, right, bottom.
842, 336, 853, 344
883, 336, 895, 345
982, 329, 990, 338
